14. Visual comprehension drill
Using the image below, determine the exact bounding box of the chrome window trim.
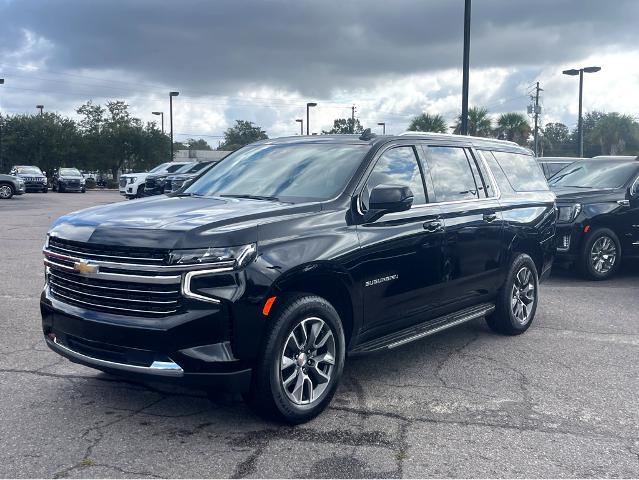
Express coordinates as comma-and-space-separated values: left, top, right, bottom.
47, 336, 184, 377
181, 267, 235, 304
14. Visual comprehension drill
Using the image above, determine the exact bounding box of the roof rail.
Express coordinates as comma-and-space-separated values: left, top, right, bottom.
398, 131, 520, 147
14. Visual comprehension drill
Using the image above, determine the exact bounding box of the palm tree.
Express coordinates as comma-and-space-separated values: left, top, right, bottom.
407, 113, 448, 133
496, 113, 531, 146
589, 112, 639, 155
453, 107, 493, 136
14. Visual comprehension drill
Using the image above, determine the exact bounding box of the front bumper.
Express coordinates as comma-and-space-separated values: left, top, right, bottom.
555, 223, 584, 263
41, 288, 252, 392
24, 182, 47, 191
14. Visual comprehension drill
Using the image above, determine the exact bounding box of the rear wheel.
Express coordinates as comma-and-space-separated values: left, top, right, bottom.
0, 183, 14, 199
486, 253, 539, 335
580, 228, 620, 280
245, 294, 345, 424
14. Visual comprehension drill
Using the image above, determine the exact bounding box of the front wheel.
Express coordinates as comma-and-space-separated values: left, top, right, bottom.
42, 187, 48, 193
245, 294, 345, 424
0, 184, 14, 199
581, 228, 620, 280
486, 253, 539, 335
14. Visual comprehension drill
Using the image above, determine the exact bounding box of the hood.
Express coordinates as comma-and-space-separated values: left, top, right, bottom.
49, 195, 322, 249
16, 172, 46, 179
120, 172, 148, 179
550, 186, 624, 204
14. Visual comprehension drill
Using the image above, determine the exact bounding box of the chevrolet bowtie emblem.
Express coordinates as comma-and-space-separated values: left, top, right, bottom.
73, 260, 99, 274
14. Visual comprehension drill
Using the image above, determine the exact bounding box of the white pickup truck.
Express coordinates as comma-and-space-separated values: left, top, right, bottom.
119, 162, 191, 199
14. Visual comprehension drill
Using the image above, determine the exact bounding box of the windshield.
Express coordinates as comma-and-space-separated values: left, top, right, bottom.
184, 161, 214, 174
59, 168, 81, 176
185, 143, 368, 202
174, 162, 197, 174
148, 162, 170, 173
16, 166, 43, 175
549, 160, 638, 189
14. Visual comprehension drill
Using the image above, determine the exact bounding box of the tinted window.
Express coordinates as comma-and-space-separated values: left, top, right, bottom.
174, 162, 197, 174
544, 162, 572, 179
549, 160, 639, 189
185, 162, 213, 173
187, 143, 368, 202
362, 146, 426, 208
473, 151, 495, 198
491, 151, 548, 191
482, 151, 514, 194
165, 163, 187, 173
427, 146, 479, 202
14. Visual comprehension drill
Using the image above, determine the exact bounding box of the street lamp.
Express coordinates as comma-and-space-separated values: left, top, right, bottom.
0, 79, 4, 172
306, 102, 317, 135
377, 122, 386, 135
36, 105, 44, 115
460, 0, 472, 135
152, 111, 164, 133
562, 66, 601, 157
295, 118, 303, 135
169, 92, 179, 161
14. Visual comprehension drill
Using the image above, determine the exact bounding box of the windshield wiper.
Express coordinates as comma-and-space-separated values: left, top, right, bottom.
220, 194, 280, 202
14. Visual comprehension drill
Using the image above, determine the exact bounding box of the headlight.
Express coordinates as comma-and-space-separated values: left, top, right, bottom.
129, 177, 137, 184
168, 243, 256, 268
558, 203, 582, 222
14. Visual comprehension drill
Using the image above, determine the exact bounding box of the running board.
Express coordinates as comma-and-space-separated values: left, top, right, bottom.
350, 303, 495, 355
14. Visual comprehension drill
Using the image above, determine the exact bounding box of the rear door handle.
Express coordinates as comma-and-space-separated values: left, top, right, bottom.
423, 219, 444, 233
483, 213, 498, 223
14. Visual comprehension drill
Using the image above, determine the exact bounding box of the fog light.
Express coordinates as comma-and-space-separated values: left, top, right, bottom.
557, 234, 571, 252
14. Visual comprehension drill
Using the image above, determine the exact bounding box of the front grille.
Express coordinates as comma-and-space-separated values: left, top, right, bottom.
119, 178, 127, 188
48, 267, 182, 317
48, 237, 167, 265
170, 179, 184, 192
63, 334, 158, 367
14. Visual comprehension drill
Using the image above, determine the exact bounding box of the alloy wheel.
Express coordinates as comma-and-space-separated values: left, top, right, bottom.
0, 185, 12, 199
511, 266, 535, 325
590, 236, 617, 274
280, 317, 336, 405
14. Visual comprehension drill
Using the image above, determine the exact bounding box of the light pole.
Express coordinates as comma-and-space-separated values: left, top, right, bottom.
377, 122, 386, 135
306, 102, 317, 135
36, 105, 44, 115
295, 118, 303, 135
169, 92, 179, 160
152, 111, 164, 133
0, 79, 4, 172
460, 0, 472, 135
562, 66, 601, 157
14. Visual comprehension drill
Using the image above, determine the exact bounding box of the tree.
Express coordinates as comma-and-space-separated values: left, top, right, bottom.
322, 118, 363, 134
174, 138, 213, 151
218, 120, 267, 151
587, 112, 639, 156
539, 122, 572, 157
453, 107, 493, 136
495, 112, 531, 146
407, 113, 448, 133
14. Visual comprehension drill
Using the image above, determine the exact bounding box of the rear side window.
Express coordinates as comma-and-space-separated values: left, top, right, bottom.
490, 151, 548, 191
426, 146, 480, 202
362, 146, 426, 208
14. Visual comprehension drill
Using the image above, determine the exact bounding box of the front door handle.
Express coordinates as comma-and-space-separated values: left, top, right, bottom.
423, 220, 444, 233
483, 212, 498, 223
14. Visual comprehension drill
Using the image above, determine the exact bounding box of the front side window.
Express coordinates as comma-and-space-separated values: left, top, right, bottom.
491, 151, 548, 192
549, 160, 638, 189
186, 143, 368, 202
427, 146, 480, 202
361, 146, 426, 209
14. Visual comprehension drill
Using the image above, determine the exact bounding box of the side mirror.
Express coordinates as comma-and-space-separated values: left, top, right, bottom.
629, 179, 639, 198
369, 184, 414, 213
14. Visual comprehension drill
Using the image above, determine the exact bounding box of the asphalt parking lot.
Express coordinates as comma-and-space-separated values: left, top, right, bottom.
1, 190, 638, 478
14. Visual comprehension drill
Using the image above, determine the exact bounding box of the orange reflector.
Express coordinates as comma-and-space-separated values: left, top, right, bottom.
584, 225, 591, 233
262, 296, 277, 316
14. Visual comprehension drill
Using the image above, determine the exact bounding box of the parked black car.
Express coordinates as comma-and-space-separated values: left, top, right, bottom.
143, 162, 198, 196
537, 156, 584, 179
549, 155, 639, 280
164, 160, 219, 194
41, 132, 556, 423
52, 168, 86, 193
0, 173, 26, 199
10, 165, 48, 192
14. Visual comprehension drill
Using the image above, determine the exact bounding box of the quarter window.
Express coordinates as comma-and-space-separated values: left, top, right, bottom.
427, 146, 480, 202
362, 146, 426, 209
491, 151, 549, 191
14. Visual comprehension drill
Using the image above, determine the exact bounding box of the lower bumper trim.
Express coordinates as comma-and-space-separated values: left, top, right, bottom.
46, 335, 184, 377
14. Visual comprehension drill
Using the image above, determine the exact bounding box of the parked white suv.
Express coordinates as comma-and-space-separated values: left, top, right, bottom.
119, 162, 191, 199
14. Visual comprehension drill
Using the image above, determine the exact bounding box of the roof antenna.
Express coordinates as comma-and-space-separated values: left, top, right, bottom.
359, 128, 376, 141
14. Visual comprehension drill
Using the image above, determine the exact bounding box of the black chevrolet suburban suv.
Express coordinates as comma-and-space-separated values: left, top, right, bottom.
41, 132, 556, 423
549, 155, 639, 280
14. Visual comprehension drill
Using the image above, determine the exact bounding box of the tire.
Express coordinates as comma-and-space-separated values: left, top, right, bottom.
486, 253, 539, 335
0, 183, 14, 200
135, 185, 145, 198
81, 188, 86, 193
245, 294, 346, 424
58, 184, 65, 193
52, 183, 57, 192
580, 228, 620, 280
42, 187, 48, 193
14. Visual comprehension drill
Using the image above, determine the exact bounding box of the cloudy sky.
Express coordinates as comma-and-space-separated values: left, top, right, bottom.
1, 0, 638, 144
